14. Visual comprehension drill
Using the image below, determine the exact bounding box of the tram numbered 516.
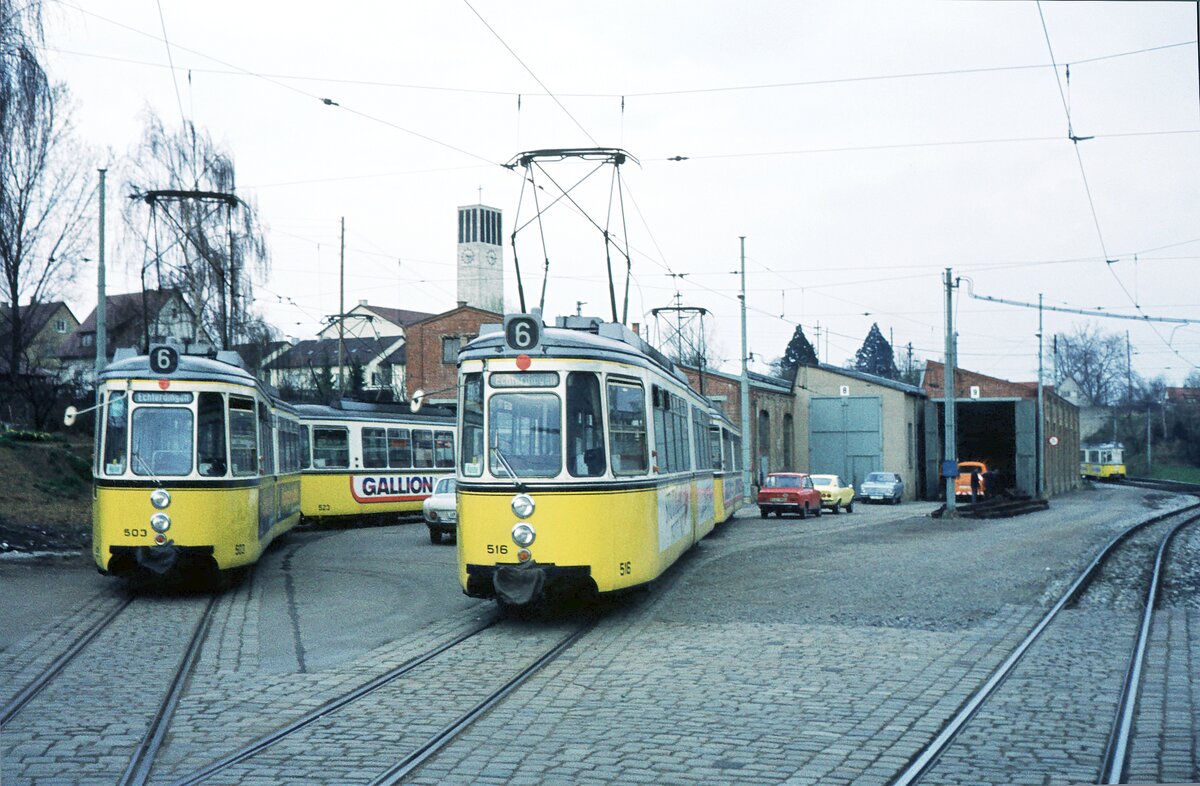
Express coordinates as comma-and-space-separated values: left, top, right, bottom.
456, 315, 740, 606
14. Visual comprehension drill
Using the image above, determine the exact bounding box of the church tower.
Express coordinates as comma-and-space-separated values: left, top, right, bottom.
456, 204, 503, 314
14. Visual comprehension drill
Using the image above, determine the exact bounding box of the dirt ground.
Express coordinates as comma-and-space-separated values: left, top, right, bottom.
0, 434, 92, 553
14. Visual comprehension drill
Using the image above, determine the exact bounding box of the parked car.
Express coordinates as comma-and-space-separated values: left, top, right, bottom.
859, 472, 904, 504
810, 474, 854, 513
757, 472, 823, 519
956, 461, 988, 499
423, 477, 457, 544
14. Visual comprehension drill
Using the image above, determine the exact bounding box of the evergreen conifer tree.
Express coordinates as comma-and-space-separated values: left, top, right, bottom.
780, 325, 819, 381
854, 323, 898, 379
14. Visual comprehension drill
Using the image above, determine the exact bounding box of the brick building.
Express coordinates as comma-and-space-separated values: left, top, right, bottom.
923, 360, 1080, 498
678, 365, 796, 481
404, 304, 502, 404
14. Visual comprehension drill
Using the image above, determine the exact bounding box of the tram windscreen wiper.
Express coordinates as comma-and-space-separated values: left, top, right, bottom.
490, 446, 526, 491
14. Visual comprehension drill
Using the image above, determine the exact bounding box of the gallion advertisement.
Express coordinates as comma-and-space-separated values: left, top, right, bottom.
350, 474, 438, 503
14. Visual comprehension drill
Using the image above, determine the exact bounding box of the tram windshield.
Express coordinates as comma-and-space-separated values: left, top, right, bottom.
489, 392, 561, 477
131, 407, 194, 476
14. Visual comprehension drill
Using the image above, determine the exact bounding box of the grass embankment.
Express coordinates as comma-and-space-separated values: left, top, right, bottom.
0, 431, 92, 552
1147, 465, 1200, 484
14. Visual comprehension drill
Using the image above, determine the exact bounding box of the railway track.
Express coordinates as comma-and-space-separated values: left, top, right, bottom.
171, 612, 596, 785
890, 493, 1200, 786
0, 589, 220, 785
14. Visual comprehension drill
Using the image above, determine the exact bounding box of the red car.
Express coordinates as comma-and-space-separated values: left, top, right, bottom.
757, 472, 823, 519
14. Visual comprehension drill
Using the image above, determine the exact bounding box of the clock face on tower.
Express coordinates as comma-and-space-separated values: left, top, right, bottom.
459, 248, 475, 264
486, 250, 498, 266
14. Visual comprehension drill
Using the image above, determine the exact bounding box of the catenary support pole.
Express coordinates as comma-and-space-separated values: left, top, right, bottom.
1037, 293, 1045, 498
95, 168, 107, 457
338, 216, 346, 397
943, 268, 957, 514
739, 237, 752, 503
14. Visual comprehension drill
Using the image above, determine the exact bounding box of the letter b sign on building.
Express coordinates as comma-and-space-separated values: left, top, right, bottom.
504, 314, 541, 352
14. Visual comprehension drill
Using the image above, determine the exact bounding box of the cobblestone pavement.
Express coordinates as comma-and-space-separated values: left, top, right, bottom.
1, 485, 1196, 785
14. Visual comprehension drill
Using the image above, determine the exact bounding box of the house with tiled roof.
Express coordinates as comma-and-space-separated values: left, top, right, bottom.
58, 289, 204, 384
315, 300, 435, 340
265, 336, 407, 400
0, 300, 79, 376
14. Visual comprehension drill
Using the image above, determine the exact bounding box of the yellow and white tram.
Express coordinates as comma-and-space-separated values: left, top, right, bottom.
456, 315, 723, 606
295, 401, 456, 522
90, 348, 302, 579
1080, 442, 1126, 481
710, 410, 746, 523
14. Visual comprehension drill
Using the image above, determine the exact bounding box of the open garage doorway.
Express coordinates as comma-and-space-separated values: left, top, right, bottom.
927, 399, 1036, 497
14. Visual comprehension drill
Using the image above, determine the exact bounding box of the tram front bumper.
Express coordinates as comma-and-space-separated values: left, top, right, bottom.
466, 562, 592, 604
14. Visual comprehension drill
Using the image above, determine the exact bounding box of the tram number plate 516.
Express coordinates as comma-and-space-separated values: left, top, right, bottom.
619, 561, 632, 576
486, 544, 509, 555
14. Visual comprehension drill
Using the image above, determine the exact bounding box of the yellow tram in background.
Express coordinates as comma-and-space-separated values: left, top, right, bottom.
456, 314, 741, 606
89, 347, 302, 579
295, 401, 456, 522
1080, 442, 1126, 481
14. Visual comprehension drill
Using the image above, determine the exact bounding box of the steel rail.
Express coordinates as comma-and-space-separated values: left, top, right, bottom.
119, 596, 218, 786
1098, 511, 1200, 783
172, 616, 499, 786
889, 501, 1200, 786
370, 620, 597, 786
0, 596, 133, 728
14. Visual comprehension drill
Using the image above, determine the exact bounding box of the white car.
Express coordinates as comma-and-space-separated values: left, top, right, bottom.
423, 477, 457, 544
858, 472, 904, 504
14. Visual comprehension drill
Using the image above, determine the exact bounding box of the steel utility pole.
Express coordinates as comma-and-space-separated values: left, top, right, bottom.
1036, 294, 1045, 498
338, 216, 346, 397
943, 268, 957, 514
96, 169, 107, 377
739, 236, 752, 503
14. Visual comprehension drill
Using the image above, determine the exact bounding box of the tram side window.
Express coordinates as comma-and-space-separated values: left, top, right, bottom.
132, 407, 194, 476
388, 428, 412, 468
412, 429, 434, 468
278, 419, 299, 474
567, 372, 605, 477
258, 404, 276, 476
299, 425, 311, 469
102, 392, 128, 475
461, 372, 484, 477
653, 386, 669, 472
608, 381, 647, 475
434, 430, 455, 469
197, 392, 227, 477
229, 397, 258, 477
312, 427, 349, 468
709, 428, 722, 470
692, 409, 711, 471
362, 427, 388, 469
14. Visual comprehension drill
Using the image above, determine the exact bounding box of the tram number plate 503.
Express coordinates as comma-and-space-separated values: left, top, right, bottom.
123, 528, 148, 537
486, 544, 509, 555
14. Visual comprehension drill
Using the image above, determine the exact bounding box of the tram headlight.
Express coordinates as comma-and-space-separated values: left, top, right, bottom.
511, 494, 535, 519
511, 523, 536, 547
150, 488, 171, 509
150, 513, 171, 533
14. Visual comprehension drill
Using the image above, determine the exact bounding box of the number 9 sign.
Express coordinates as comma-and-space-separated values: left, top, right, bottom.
504, 314, 541, 352
149, 345, 179, 375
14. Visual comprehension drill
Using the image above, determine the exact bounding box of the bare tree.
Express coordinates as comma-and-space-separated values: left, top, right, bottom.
1, 1, 94, 384
124, 111, 269, 349
1054, 325, 1129, 406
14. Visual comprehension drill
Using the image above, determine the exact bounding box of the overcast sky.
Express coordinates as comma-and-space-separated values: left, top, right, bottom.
40, 1, 1200, 383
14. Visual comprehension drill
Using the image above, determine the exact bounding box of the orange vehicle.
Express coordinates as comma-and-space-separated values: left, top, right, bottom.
956, 461, 988, 499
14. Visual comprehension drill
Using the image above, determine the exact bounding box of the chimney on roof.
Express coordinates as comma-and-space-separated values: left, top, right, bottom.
631, 322, 641, 336
359, 299, 368, 306
457, 300, 467, 309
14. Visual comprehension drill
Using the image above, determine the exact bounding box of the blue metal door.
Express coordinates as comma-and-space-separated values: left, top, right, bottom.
809, 396, 883, 489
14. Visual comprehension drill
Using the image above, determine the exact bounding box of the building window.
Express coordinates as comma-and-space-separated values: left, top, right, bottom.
782, 413, 794, 469
81, 333, 94, 347
442, 336, 461, 363
55, 319, 67, 333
